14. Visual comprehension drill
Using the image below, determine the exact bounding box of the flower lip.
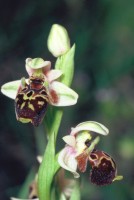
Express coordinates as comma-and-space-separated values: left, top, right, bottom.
89, 150, 123, 186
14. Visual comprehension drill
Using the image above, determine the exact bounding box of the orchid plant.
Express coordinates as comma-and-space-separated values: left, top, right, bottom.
1, 24, 123, 200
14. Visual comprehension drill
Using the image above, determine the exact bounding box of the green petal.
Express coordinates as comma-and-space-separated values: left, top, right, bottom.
26, 58, 51, 69
49, 81, 78, 106
71, 121, 109, 136
1, 80, 21, 99
25, 58, 51, 76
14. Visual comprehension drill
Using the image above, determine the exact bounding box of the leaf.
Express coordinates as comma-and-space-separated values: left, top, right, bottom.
38, 131, 55, 200
55, 44, 75, 87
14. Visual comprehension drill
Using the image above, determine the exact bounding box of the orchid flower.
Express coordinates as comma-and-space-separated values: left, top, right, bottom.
1, 58, 78, 126
58, 121, 123, 185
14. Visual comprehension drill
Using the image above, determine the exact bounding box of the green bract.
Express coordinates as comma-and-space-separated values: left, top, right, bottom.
55, 45, 75, 87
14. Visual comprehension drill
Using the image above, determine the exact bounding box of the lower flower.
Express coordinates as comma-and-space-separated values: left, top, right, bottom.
58, 121, 123, 186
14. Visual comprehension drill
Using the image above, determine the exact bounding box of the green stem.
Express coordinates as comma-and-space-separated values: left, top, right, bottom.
46, 108, 63, 138
38, 108, 63, 200
38, 39, 75, 200
38, 131, 55, 200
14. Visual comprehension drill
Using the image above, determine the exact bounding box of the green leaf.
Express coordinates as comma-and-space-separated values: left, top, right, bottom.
38, 131, 55, 200
55, 44, 75, 87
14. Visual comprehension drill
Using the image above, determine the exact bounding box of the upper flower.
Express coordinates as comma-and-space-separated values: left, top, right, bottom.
58, 121, 123, 185
1, 58, 78, 126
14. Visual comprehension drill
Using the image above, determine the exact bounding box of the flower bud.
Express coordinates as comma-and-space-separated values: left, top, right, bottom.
47, 24, 70, 57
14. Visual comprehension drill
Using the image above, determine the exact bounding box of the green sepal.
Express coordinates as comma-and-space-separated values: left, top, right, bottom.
1, 80, 21, 99
28, 58, 45, 69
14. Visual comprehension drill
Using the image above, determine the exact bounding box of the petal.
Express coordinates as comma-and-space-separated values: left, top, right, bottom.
71, 121, 109, 136
58, 147, 80, 178
1, 80, 21, 99
46, 69, 62, 82
62, 135, 76, 147
25, 58, 51, 76
49, 81, 78, 106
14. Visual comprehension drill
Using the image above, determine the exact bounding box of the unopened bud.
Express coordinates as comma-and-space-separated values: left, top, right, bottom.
47, 24, 70, 57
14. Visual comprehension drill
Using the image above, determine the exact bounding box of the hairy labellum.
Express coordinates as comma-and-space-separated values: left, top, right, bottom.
89, 150, 116, 186
15, 76, 48, 126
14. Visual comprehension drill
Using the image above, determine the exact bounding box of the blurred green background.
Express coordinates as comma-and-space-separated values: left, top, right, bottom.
0, 0, 134, 199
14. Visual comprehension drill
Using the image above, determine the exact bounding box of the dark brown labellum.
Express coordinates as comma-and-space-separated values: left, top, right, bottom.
15, 76, 48, 126
89, 150, 116, 186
